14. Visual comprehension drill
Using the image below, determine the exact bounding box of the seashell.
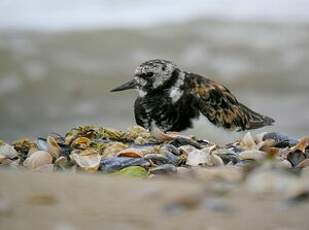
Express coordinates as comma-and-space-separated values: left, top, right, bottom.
124, 125, 151, 141
36, 137, 49, 151
262, 132, 298, 148
282, 159, 293, 168
159, 145, 184, 166
0, 154, 5, 163
116, 149, 144, 158
195, 145, 224, 167
12, 139, 37, 159
65, 126, 97, 145
240, 132, 257, 150
47, 136, 61, 158
79, 148, 98, 156
254, 132, 268, 144
23, 151, 53, 170
134, 136, 147, 145
169, 136, 203, 149
196, 139, 210, 146
257, 139, 276, 151
54, 156, 72, 169
179, 145, 198, 156
144, 154, 170, 165
71, 137, 91, 149
97, 127, 125, 140
0, 143, 18, 160
100, 157, 150, 173
113, 166, 148, 178
287, 150, 306, 167
9, 159, 20, 168
285, 136, 309, 167
160, 144, 181, 156
164, 151, 181, 166
150, 126, 178, 141
102, 142, 128, 157
149, 164, 177, 175
0, 158, 15, 166
273, 160, 293, 169
275, 159, 292, 168
212, 149, 239, 165
70, 153, 101, 173
239, 150, 266, 161
292, 136, 309, 153
295, 159, 309, 169
185, 148, 207, 166
207, 153, 224, 167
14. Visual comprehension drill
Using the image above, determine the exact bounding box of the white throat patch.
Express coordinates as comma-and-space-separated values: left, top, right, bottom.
138, 89, 147, 97
169, 73, 185, 103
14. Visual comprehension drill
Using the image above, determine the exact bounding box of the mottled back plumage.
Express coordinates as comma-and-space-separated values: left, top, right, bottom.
111, 59, 275, 132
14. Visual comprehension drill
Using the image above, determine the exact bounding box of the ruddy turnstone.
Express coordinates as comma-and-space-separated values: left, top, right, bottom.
111, 59, 274, 132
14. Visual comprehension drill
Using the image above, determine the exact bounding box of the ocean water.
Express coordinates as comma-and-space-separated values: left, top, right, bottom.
1, 0, 309, 30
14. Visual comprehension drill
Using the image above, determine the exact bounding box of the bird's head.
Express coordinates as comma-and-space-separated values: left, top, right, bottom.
111, 59, 179, 96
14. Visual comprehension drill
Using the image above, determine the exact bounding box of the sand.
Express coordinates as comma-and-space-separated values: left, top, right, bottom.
0, 169, 308, 230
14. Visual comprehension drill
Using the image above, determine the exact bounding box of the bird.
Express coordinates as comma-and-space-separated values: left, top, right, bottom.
111, 59, 274, 132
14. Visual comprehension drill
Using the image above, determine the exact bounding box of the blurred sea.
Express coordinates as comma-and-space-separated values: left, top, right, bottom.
0, 0, 308, 142
1, 0, 309, 30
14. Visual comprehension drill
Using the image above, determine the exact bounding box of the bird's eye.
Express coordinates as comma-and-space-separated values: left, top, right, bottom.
162, 66, 166, 71
146, 72, 154, 77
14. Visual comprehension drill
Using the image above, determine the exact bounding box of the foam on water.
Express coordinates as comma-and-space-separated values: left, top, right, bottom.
1, 0, 309, 31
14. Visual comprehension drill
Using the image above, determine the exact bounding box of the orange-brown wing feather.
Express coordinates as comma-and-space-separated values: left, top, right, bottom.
189, 73, 274, 131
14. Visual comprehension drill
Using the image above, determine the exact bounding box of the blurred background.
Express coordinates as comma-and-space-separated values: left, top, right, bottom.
0, 0, 308, 142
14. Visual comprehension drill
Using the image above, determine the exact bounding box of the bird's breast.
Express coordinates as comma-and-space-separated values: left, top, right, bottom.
139, 93, 200, 131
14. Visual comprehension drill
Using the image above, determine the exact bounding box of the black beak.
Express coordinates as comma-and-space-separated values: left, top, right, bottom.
110, 79, 137, 92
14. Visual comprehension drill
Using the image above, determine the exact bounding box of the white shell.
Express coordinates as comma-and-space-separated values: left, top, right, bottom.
47, 136, 61, 158
70, 153, 101, 172
23, 151, 53, 170
0, 154, 6, 163
207, 153, 224, 167
0, 143, 18, 159
186, 147, 208, 166
239, 150, 266, 161
240, 132, 257, 150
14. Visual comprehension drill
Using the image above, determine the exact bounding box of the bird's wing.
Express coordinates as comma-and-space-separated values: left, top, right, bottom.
189, 73, 274, 131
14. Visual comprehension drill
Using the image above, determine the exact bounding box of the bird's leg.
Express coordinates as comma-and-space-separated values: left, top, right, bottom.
149, 122, 203, 148
150, 122, 177, 141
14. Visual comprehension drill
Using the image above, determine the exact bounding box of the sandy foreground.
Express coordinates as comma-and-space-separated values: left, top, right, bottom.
0, 169, 308, 230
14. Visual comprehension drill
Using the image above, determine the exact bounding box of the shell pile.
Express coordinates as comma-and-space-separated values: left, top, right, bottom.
0, 126, 308, 182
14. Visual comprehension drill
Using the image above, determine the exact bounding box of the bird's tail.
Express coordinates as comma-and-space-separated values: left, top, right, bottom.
240, 103, 275, 130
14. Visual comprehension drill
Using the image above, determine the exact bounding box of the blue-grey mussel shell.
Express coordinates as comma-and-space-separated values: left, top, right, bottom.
263, 132, 298, 148
100, 157, 150, 173
149, 164, 177, 175
160, 144, 182, 156
144, 154, 171, 165
169, 137, 203, 149
144, 152, 183, 166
